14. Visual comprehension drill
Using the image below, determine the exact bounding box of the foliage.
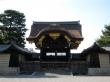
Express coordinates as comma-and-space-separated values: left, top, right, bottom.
0, 10, 27, 47
96, 24, 110, 46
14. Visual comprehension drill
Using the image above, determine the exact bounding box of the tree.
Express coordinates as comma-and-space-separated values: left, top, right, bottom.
0, 10, 27, 47
96, 24, 110, 46
0, 26, 7, 43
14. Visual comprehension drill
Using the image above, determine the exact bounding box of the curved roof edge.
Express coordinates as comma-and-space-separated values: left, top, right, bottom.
0, 42, 39, 56
81, 42, 110, 55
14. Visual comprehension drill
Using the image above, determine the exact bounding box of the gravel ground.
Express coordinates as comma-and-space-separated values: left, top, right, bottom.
0, 73, 110, 82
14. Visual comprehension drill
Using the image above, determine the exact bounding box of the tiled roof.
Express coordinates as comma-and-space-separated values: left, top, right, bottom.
0, 43, 38, 56
82, 43, 110, 54
0, 44, 10, 52
27, 21, 83, 41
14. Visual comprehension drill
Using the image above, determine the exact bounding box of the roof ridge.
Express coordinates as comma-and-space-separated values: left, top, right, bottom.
33, 21, 80, 24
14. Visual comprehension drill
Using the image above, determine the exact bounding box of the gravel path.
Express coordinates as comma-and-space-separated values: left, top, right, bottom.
0, 75, 110, 82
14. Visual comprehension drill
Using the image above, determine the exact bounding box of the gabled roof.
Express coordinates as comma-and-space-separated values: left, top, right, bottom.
27, 21, 83, 41
0, 43, 37, 56
82, 42, 110, 54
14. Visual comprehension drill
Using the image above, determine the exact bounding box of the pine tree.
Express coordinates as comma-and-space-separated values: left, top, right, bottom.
0, 10, 27, 47
96, 24, 110, 46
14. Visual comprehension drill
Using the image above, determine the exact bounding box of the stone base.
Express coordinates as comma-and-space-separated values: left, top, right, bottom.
88, 68, 110, 75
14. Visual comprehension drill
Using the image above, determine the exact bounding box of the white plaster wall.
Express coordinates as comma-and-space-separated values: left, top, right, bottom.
88, 53, 110, 75
0, 54, 10, 68
99, 53, 110, 68
0, 54, 19, 75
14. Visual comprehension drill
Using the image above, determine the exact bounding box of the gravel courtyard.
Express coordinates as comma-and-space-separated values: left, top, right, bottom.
0, 76, 110, 82
0, 73, 110, 82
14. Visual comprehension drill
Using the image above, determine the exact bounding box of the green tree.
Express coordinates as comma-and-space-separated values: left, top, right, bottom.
0, 10, 27, 47
96, 24, 110, 46
0, 26, 7, 43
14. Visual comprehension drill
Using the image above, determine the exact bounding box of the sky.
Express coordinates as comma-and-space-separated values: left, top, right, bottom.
0, 0, 110, 53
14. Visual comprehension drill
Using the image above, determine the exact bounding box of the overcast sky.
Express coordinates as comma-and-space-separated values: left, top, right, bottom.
0, 0, 110, 52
